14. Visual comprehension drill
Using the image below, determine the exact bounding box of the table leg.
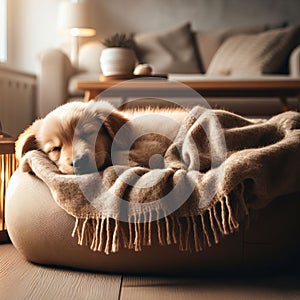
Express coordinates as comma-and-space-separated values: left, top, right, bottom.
84, 90, 101, 102
83, 91, 91, 102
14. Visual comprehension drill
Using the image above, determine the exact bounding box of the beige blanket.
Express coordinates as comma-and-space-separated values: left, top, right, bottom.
21, 107, 300, 254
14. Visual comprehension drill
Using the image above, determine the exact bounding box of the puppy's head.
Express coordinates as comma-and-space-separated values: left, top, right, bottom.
16, 101, 130, 174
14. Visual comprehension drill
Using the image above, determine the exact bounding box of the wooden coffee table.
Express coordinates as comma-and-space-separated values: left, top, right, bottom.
76, 76, 300, 112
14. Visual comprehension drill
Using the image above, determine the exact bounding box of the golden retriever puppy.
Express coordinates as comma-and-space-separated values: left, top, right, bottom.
16, 100, 187, 174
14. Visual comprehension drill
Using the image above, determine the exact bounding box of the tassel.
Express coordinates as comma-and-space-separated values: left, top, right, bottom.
185, 216, 191, 251
104, 217, 111, 255
171, 215, 177, 244
165, 215, 172, 245
79, 217, 88, 246
91, 218, 100, 251
201, 213, 212, 247
138, 216, 142, 251
213, 203, 224, 235
85, 220, 93, 246
157, 209, 166, 246
76, 224, 81, 243
208, 208, 219, 244
89, 221, 95, 246
147, 211, 152, 246
72, 218, 79, 238
97, 217, 105, 252
143, 213, 147, 246
90, 219, 96, 250
157, 219, 164, 246
220, 199, 229, 235
191, 215, 202, 252
111, 219, 119, 253
133, 214, 142, 252
177, 218, 184, 251
133, 215, 138, 251
128, 216, 134, 249
225, 195, 239, 232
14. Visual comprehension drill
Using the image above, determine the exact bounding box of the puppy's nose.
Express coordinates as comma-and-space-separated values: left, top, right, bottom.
72, 154, 89, 174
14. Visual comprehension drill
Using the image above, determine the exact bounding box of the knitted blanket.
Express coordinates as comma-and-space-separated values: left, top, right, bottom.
20, 107, 300, 254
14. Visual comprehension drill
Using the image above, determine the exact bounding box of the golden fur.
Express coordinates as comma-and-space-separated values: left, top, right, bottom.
16, 101, 188, 174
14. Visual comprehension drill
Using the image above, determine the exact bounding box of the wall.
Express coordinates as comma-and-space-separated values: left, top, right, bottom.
6, 0, 61, 73
6, 0, 300, 73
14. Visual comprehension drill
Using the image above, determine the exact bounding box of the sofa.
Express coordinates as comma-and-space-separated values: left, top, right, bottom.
37, 23, 300, 117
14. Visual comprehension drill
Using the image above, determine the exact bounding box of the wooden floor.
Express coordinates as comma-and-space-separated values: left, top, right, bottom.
1, 244, 300, 300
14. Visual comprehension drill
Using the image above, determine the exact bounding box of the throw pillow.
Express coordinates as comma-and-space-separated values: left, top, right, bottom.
195, 22, 287, 72
206, 25, 300, 76
133, 23, 201, 74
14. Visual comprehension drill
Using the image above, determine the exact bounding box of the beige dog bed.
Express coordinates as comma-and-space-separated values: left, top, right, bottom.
5, 107, 300, 274
5, 169, 300, 274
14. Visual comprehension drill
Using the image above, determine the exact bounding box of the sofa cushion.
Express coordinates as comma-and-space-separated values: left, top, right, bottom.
133, 23, 201, 74
206, 26, 300, 76
195, 22, 287, 72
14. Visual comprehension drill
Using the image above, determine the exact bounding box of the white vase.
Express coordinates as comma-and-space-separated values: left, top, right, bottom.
100, 48, 136, 76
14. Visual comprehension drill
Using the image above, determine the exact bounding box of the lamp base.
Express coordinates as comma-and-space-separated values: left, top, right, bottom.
0, 230, 11, 244
70, 35, 79, 69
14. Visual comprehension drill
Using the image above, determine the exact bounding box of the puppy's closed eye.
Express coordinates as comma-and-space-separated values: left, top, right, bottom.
50, 146, 61, 153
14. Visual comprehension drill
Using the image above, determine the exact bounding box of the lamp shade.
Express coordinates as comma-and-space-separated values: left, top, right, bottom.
57, 1, 96, 37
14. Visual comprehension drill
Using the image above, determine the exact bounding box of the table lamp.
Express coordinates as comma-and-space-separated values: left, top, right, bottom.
57, 0, 96, 68
0, 125, 16, 243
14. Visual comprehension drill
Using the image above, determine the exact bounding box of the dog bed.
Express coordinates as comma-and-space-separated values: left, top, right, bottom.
6, 169, 300, 274
5, 107, 300, 274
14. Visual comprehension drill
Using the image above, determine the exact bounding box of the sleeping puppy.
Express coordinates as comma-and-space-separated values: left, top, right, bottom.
16, 100, 187, 174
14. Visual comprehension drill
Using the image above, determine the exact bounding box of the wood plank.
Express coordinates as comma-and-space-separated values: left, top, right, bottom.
121, 275, 300, 300
77, 78, 300, 92
1, 244, 300, 299
0, 244, 122, 300
76, 78, 300, 109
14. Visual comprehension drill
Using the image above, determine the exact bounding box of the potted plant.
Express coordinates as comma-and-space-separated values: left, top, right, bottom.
100, 33, 137, 77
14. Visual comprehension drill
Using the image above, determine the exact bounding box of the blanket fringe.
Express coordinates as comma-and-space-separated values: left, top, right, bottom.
72, 192, 245, 255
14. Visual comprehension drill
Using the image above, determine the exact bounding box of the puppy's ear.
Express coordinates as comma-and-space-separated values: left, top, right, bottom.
15, 119, 42, 161
91, 100, 130, 148
103, 111, 130, 148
